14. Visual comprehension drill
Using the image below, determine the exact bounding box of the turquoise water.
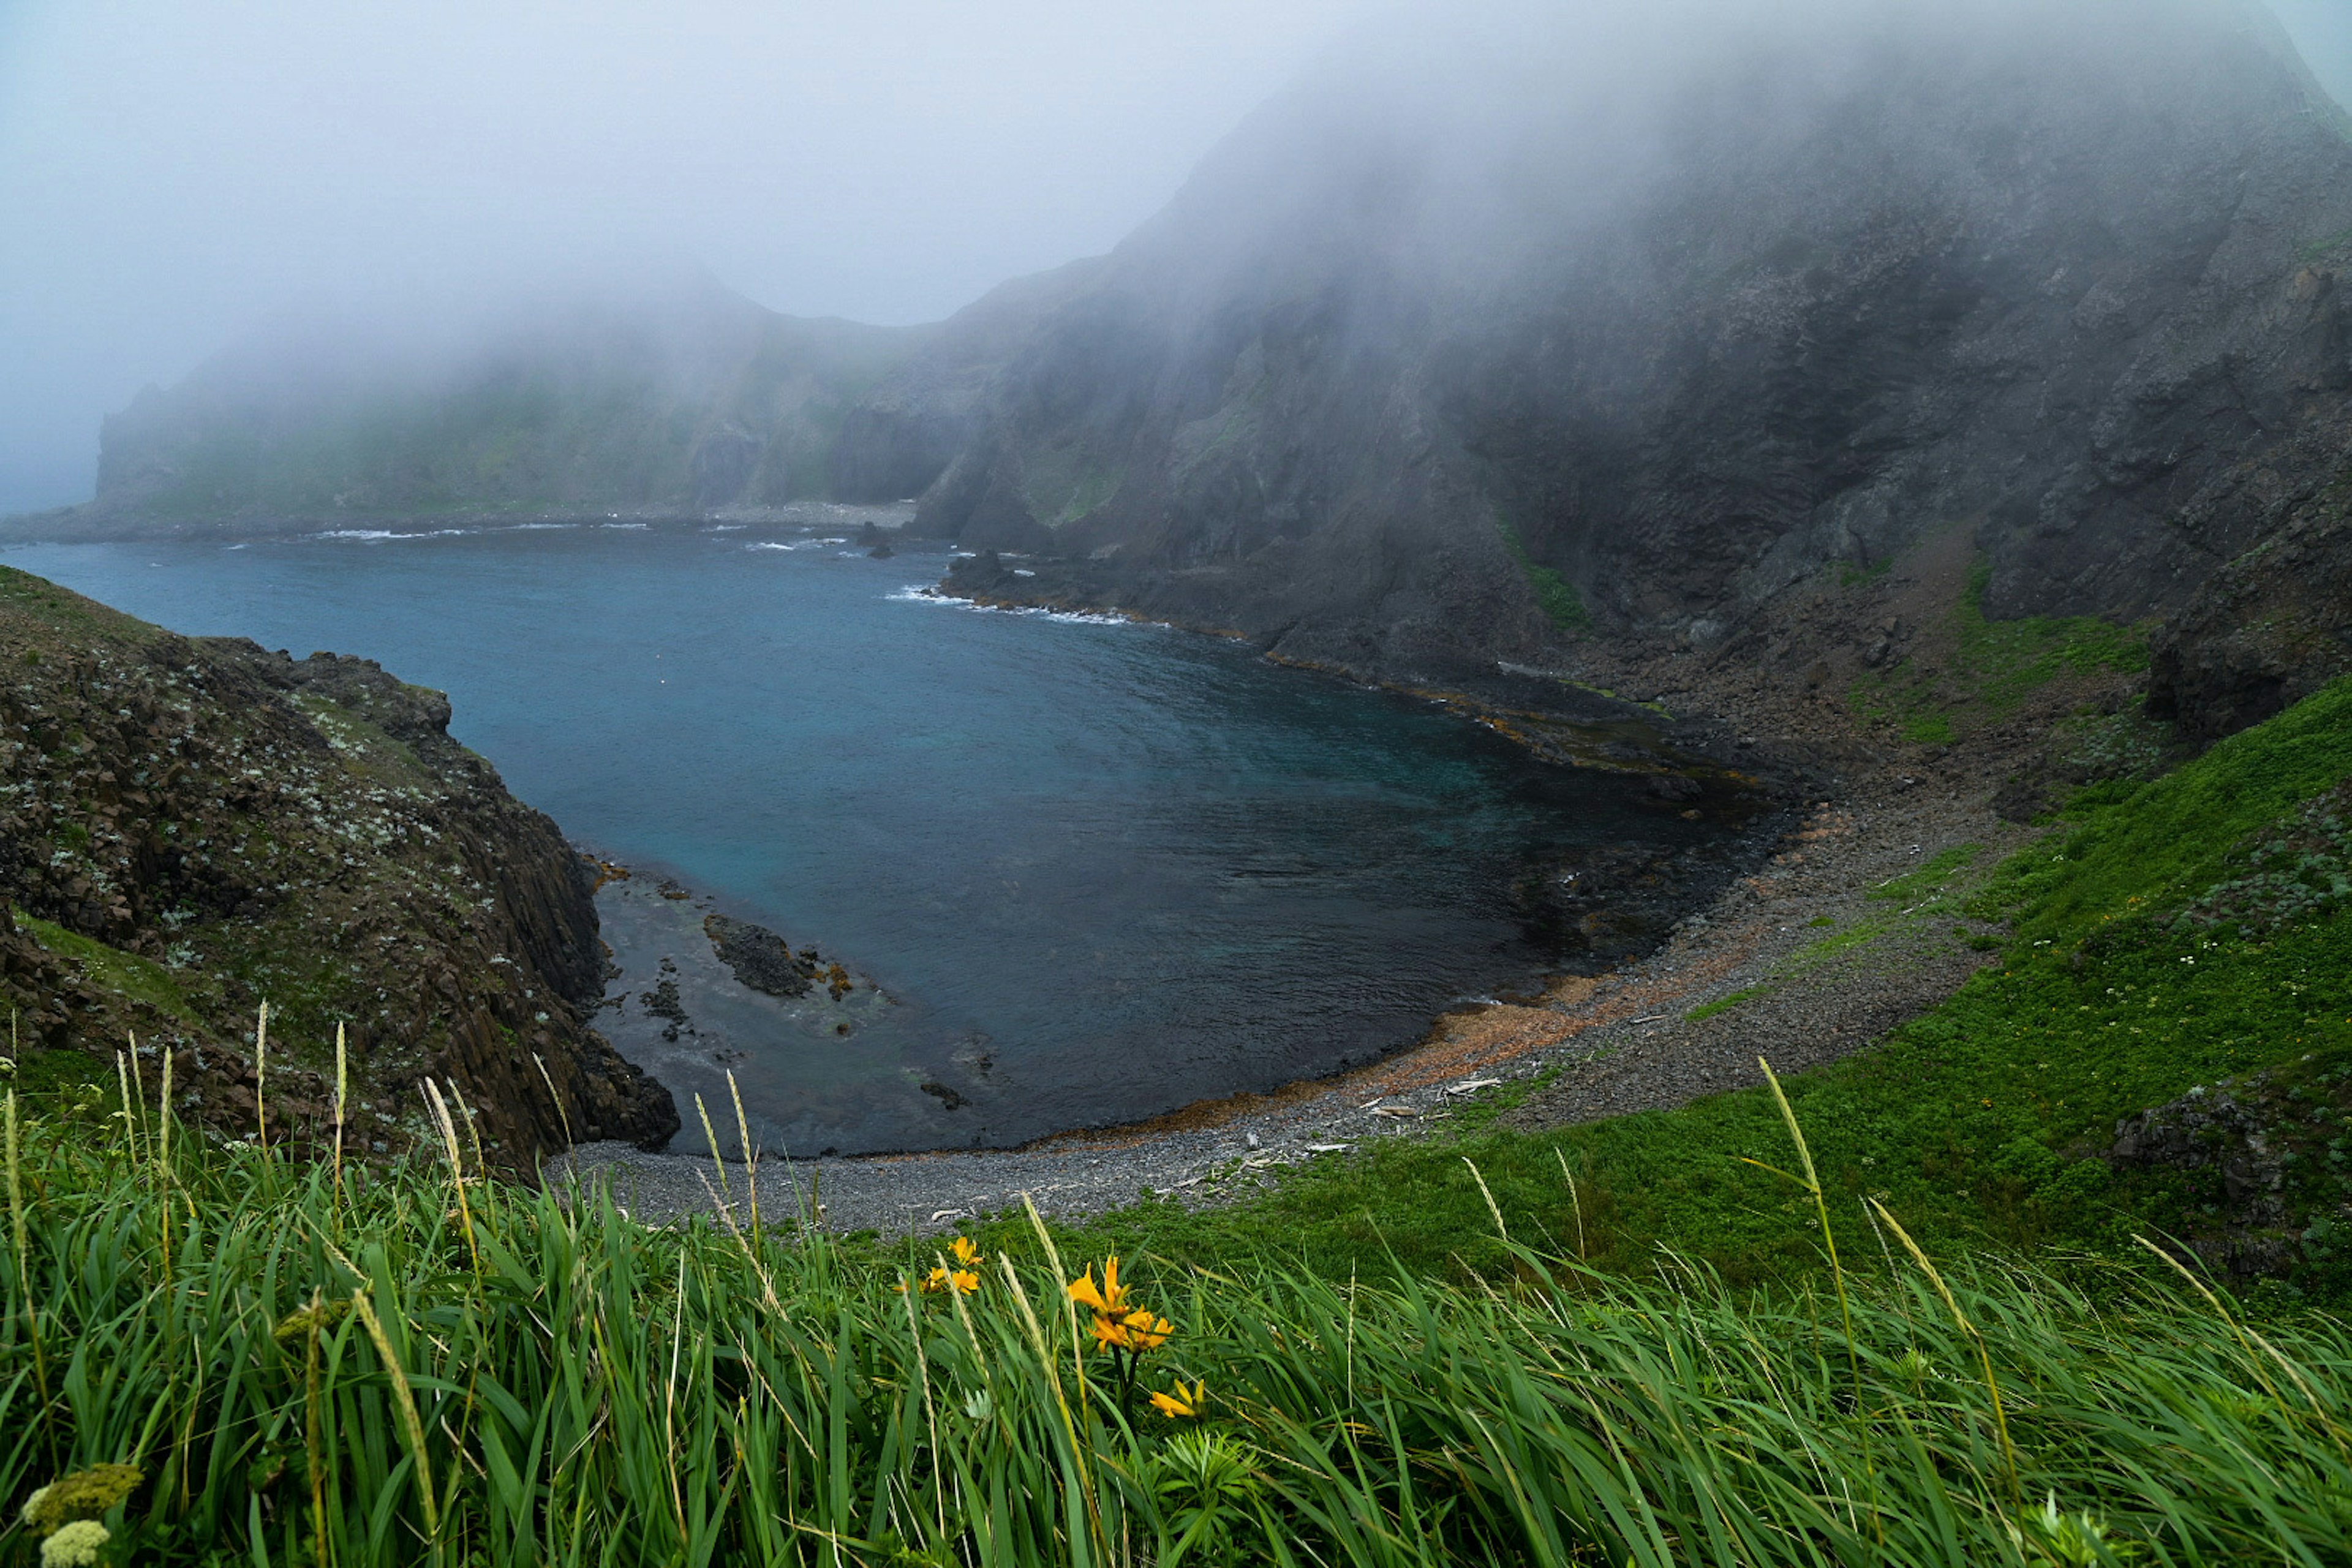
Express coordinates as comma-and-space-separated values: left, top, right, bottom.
3, 524, 1715, 1153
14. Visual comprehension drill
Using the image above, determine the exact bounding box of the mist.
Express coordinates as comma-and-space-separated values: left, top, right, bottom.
0, 0, 1365, 514
1, 0, 2347, 517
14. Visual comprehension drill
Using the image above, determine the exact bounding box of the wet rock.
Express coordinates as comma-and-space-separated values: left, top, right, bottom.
703, 913, 817, 998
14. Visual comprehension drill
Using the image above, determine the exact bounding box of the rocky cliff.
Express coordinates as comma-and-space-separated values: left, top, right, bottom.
0, 566, 677, 1163
920, 0, 2352, 722
18, 1, 2352, 754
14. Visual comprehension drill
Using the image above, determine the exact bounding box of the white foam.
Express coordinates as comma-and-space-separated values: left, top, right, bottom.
745, 536, 850, 552
885, 586, 1134, 627
314, 527, 470, 541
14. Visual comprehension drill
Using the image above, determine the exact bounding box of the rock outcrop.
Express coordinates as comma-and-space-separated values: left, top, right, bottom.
2105, 1066, 2352, 1281
914, 0, 2352, 706
0, 566, 677, 1163
2148, 446, 2352, 746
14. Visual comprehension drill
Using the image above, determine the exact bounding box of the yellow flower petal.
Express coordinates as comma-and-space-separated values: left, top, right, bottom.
1149, 1379, 1205, 1418
1068, 1268, 1110, 1314
1121, 1310, 1174, 1351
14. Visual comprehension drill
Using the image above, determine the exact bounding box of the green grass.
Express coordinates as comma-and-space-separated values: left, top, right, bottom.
7, 1086, 2352, 1566
1849, 564, 2147, 743
11, 644, 2352, 1562
1871, 845, 1981, 905
15, 916, 208, 1030
1686, 984, 1769, 1022
1494, 515, 1591, 636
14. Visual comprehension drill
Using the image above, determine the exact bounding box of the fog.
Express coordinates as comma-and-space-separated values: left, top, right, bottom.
0, 0, 1365, 513
1, 0, 2346, 515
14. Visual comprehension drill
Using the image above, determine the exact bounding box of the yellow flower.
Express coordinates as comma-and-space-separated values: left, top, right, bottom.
1091, 1313, 1133, 1351
947, 1267, 982, 1294
950, 1236, 983, 1267
1067, 1256, 1131, 1317
1120, 1309, 1174, 1351
1149, 1379, 1206, 1419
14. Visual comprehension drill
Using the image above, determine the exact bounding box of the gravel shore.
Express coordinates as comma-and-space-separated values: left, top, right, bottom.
557, 767, 2022, 1232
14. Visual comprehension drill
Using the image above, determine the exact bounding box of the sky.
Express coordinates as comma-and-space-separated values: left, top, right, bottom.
0, 0, 1366, 513
0, 0, 2347, 516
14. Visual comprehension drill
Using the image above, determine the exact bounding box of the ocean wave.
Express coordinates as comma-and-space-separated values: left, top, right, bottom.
886, 586, 1136, 626
598, 521, 650, 530
745, 537, 848, 552
314, 527, 471, 542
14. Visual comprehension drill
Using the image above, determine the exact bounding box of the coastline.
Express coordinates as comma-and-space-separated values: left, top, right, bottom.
0, 498, 921, 548
561, 533, 2090, 1231
558, 773, 2012, 1231
554, 620, 1848, 1226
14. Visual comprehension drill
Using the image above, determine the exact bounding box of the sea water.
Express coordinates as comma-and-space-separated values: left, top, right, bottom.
3, 522, 1715, 1153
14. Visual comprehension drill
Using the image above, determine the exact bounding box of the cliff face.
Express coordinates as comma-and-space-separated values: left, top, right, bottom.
918, 0, 2352, 702
22, 1, 2352, 751
78, 277, 966, 525
0, 567, 677, 1163
2149, 441, 2352, 744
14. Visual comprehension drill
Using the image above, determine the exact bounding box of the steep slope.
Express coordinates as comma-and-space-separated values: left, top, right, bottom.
2147, 431, 2352, 742
56, 276, 968, 528
924, 0, 2352, 703
0, 566, 677, 1163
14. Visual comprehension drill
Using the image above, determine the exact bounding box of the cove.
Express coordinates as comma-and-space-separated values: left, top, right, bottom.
2, 522, 1724, 1155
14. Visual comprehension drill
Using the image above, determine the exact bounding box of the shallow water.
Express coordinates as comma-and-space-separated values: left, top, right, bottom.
4, 521, 1716, 1153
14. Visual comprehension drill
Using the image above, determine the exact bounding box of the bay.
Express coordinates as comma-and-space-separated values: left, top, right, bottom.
2, 521, 1714, 1153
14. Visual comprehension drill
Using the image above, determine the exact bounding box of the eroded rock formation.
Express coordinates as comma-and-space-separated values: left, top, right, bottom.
0, 567, 677, 1163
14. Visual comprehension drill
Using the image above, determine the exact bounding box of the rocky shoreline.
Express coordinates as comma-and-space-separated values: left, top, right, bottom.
559, 526, 2128, 1231
558, 775, 2010, 1232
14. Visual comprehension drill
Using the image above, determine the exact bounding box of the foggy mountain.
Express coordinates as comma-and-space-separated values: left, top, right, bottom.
925, 0, 2352, 690
29, 0, 2352, 736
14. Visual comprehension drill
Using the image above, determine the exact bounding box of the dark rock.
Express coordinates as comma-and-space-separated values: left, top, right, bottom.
2109, 1076, 2301, 1279
703, 912, 817, 998
2148, 456, 2352, 748
0, 566, 679, 1163
904, 2, 2352, 701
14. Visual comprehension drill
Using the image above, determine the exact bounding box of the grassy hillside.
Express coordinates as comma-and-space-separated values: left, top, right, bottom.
9, 666, 2352, 1565
4, 1090, 2350, 1566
